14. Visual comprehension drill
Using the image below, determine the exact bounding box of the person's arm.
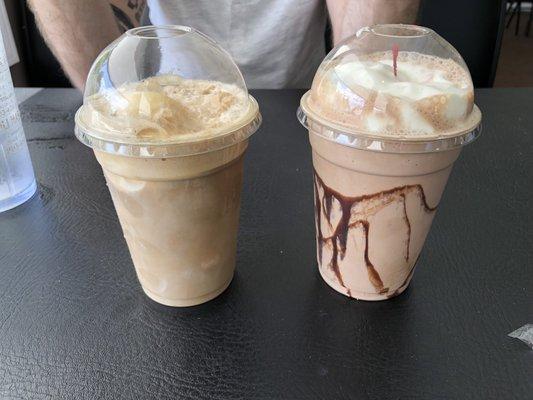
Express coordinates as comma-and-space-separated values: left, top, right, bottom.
326, 0, 421, 45
28, 0, 122, 90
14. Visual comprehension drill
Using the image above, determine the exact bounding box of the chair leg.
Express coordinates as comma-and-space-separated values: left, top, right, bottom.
507, 1, 518, 28
515, 0, 522, 35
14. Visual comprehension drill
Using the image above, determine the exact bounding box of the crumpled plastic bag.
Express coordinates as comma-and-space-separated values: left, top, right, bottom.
508, 324, 533, 349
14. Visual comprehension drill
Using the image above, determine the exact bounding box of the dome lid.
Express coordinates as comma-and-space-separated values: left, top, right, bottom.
75, 25, 260, 157
298, 24, 481, 153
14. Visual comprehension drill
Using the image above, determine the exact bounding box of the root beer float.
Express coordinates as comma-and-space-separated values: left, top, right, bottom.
298, 24, 481, 300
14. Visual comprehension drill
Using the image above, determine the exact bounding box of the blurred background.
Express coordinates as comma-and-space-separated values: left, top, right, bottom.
2, 0, 532, 89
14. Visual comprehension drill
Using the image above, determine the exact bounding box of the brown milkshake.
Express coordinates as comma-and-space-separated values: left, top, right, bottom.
298, 25, 481, 300
75, 27, 261, 306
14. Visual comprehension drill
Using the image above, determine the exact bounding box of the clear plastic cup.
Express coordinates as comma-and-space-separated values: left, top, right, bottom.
298, 24, 481, 301
75, 26, 261, 306
0, 29, 36, 213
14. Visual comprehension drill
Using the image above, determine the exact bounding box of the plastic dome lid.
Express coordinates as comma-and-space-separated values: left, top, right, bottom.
75, 25, 261, 157
298, 24, 481, 153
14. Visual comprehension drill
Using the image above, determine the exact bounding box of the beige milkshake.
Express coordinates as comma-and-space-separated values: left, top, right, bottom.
75, 27, 261, 306
298, 25, 481, 300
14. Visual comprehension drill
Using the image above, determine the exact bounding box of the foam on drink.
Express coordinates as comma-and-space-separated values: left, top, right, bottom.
82, 75, 250, 141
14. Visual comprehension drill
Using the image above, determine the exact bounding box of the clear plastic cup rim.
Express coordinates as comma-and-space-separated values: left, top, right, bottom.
298, 91, 482, 154
75, 95, 261, 158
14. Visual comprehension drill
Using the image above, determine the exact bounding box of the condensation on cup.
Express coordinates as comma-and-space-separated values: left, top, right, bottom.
0, 28, 36, 212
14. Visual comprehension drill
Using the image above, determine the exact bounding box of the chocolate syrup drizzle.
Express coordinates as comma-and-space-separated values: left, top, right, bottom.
313, 169, 437, 297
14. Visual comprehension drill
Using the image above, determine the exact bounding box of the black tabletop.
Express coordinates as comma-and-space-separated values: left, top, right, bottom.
1, 88, 531, 399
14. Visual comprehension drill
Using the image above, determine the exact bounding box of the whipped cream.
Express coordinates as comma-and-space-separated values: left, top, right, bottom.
307, 51, 478, 137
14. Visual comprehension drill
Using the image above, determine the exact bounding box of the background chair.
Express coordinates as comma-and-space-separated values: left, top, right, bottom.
506, 0, 533, 36
418, 0, 506, 88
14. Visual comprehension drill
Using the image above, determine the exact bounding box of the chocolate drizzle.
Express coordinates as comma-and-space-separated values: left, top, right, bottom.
387, 256, 420, 299
400, 193, 411, 262
313, 169, 437, 297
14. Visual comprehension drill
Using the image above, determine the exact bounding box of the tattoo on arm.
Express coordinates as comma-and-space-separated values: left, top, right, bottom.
109, 0, 146, 32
